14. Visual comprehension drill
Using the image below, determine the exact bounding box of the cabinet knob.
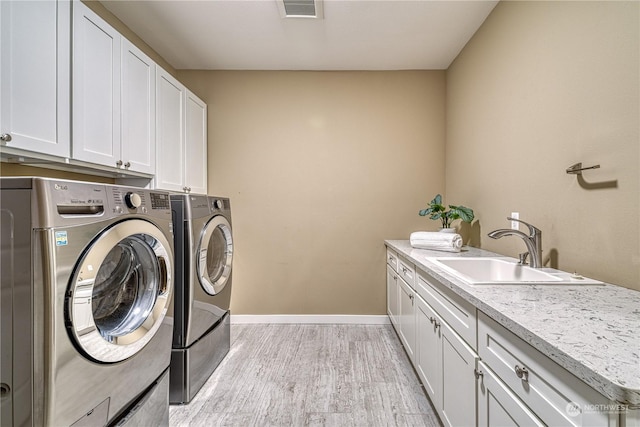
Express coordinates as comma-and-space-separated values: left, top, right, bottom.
124, 161, 131, 169
116, 160, 123, 167
474, 368, 483, 380
429, 316, 435, 324
514, 365, 529, 381
0, 133, 12, 143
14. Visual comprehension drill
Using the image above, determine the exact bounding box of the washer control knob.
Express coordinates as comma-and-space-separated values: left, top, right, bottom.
124, 192, 142, 209
215, 199, 224, 210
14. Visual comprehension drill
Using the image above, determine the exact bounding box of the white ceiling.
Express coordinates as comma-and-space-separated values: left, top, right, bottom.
101, 0, 499, 71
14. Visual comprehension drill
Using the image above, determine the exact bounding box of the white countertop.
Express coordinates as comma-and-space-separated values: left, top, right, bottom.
385, 240, 640, 406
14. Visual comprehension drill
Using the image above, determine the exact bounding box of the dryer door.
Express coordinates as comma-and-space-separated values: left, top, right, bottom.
67, 219, 173, 363
197, 215, 233, 295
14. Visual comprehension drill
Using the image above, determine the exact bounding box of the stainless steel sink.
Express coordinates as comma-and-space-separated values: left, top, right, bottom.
430, 257, 603, 285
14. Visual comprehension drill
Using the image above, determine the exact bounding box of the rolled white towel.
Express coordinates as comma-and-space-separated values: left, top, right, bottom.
410, 231, 463, 253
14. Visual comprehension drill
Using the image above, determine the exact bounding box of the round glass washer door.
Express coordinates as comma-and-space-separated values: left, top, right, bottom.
67, 219, 173, 363
197, 215, 233, 295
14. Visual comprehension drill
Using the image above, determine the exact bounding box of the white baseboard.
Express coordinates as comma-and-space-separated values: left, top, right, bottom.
230, 314, 391, 325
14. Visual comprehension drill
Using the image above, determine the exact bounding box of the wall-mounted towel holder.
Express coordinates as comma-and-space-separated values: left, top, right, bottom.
566, 162, 600, 175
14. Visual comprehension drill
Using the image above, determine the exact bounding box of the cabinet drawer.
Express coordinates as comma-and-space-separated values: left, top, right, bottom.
478, 312, 614, 427
386, 248, 398, 272
417, 270, 476, 350
397, 257, 416, 287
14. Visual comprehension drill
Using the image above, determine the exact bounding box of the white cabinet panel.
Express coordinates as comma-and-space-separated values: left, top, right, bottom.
184, 90, 207, 194
121, 39, 155, 174
440, 321, 478, 427
415, 295, 442, 409
386, 265, 399, 328
398, 277, 415, 362
155, 69, 185, 192
386, 248, 398, 272
155, 71, 208, 194
72, 0, 121, 167
477, 361, 544, 427
0, 0, 70, 156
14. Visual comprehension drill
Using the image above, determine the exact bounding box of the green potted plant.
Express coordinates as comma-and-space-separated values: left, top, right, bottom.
419, 194, 474, 232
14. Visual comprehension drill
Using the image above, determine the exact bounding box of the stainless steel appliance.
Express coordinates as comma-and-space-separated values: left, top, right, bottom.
0, 177, 175, 426
169, 194, 233, 404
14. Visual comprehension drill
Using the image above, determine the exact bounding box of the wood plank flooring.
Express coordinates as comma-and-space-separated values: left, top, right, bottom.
169, 324, 440, 426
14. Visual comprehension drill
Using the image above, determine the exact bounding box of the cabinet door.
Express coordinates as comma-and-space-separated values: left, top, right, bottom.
415, 296, 442, 410
398, 277, 415, 362
184, 89, 207, 194
155, 69, 185, 192
477, 362, 544, 427
386, 265, 399, 328
440, 321, 478, 427
0, 0, 70, 157
72, 1, 121, 167
121, 39, 155, 174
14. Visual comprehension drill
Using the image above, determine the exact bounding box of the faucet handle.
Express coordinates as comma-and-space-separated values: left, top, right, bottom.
507, 217, 541, 237
518, 252, 529, 265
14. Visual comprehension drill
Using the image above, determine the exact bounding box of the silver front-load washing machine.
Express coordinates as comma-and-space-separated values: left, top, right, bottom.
169, 194, 233, 404
0, 177, 174, 426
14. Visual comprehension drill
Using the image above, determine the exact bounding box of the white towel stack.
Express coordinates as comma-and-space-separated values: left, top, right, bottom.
410, 231, 463, 253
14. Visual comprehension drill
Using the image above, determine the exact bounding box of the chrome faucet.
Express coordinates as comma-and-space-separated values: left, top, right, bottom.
488, 218, 543, 268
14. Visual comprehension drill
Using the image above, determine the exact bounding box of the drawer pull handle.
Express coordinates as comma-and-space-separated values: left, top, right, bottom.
402, 267, 408, 273
474, 369, 483, 380
515, 365, 529, 381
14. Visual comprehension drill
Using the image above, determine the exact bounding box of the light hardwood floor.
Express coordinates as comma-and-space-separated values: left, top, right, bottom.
169, 324, 440, 426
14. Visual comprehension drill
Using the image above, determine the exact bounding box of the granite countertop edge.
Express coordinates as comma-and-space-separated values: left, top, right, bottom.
384, 239, 640, 406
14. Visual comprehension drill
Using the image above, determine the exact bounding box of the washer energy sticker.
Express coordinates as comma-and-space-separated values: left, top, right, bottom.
55, 231, 68, 246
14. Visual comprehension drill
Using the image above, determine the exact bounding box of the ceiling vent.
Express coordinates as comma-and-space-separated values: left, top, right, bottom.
278, 0, 323, 19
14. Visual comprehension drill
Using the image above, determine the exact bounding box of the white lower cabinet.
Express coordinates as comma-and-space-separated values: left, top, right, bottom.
477, 361, 544, 426
397, 276, 416, 362
478, 312, 617, 427
415, 292, 478, 427
384, 246, 631, 427
415, 296, 441, 406
386, 264, 399, 328
441, 320, 478, 427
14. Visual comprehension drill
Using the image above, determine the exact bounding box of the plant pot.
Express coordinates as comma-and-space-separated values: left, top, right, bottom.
439, 228, 456, 233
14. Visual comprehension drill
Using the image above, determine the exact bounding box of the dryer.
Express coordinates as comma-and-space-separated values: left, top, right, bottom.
0, 177, 174, 426
169, 194, 233, 404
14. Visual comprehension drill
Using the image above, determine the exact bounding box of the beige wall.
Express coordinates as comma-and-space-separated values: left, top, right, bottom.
446, 1, 639, 290
178, 71, 446, 314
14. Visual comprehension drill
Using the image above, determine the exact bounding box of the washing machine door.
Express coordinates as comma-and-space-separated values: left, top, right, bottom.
197, 215, 233, 295
67, 219, 173, 363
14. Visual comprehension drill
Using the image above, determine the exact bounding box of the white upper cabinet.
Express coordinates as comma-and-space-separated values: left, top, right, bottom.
155, 68, 208, 194
72, 1, 156, 175
184, 90, 207, 195
121, 39, 156, 175
72, 0, 121, 167
0, 0, 71, 157
155, 68, 185, 192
